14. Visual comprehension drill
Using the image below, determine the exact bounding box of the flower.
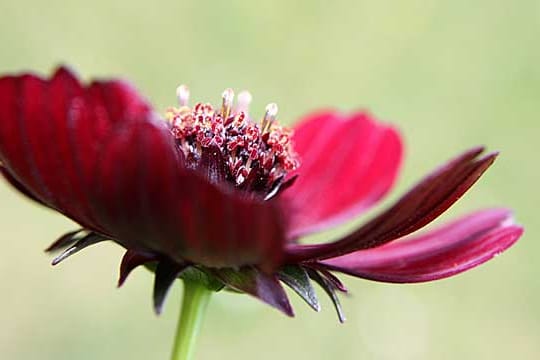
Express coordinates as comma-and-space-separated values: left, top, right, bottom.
0, 67, 523, 321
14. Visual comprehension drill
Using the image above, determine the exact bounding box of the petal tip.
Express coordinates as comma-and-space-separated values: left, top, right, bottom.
283, 307, 295, 317
53, 65, 79, 79
117, 275, 128, 288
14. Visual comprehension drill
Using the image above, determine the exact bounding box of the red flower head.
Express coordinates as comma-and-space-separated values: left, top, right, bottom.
0, 67, 523, 320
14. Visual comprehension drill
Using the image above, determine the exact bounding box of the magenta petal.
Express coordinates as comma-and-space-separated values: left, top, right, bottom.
0, 67, 153, 233
282, 111, 403, 238
91, 119, 286, 269
286, 147, 497, 262
320, 209, 522, 283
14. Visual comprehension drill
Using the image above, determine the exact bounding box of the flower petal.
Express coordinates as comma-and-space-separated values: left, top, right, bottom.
0, 67, 152, 233
287, 147, 497, 262
0, 165, 44, 205
91, 119, 286, 270
282, 111, 403, 238
319, 208, 522, 283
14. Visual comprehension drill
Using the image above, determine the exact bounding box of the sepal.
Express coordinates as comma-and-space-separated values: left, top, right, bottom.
153, 260, 190, 314
213, 267, 294, 317
49, 232, 107, 265
307, 269, 346, 323
277, 265, 320, 312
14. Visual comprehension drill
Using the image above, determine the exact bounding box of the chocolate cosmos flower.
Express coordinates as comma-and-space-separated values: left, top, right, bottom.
0, 67, 523, 321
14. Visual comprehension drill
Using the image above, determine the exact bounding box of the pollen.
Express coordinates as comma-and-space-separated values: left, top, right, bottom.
167, 86, 299, 195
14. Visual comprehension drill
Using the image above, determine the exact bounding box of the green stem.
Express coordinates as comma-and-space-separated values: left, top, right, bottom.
170, 280, 212, 360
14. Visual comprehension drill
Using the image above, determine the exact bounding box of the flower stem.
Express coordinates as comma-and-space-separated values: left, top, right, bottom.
170, 280, 212, 360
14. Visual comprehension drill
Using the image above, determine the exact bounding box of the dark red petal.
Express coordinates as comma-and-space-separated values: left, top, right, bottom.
214, 267, 294, 317
196, 145, 228, 184
286, 147, 496, 262
91, 119, 286, 269
319, 208, 522, 283
0, 67, 153, 234
0, 165, 45, 205
282, 110, 403, 238
118, 250, 158, 287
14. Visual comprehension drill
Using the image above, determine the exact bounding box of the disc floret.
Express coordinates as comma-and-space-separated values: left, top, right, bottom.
166, 86, 299, 195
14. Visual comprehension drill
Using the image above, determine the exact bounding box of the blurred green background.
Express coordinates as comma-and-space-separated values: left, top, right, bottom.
0, 0, 538, 359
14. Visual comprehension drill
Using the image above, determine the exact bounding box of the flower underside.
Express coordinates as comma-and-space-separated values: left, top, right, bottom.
167, 86, 299, 198
46, 229, 346, 321
46, 229, 348, 322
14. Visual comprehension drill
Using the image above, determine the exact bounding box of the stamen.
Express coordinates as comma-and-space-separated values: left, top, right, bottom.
236, 90, 252, 114
221, 88, 234, 120
261, 103, 278, 134
176, 85, 190, 106
168, 87, 298, 197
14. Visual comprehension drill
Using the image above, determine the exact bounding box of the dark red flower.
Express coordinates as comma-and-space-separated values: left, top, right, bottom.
0, 67, 523, 320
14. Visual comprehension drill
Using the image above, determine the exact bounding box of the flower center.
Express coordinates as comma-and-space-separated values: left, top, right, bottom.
166, 86, 299, 198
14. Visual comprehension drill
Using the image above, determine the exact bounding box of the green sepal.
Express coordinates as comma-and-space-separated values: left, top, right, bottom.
278, 265, 321, 312
144, 263, 225, 292
213, 266, 294, 316
180, 266, 225, 292
308, 269, 346, 323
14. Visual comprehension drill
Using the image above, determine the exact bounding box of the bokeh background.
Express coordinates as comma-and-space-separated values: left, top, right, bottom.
0, 1, 538, 359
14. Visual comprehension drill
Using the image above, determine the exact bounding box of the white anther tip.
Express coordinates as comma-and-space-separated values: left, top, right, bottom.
236, 91, 252, 113
237, 91, 252, 105
222, 88, 235, 103
265, 103, 278, 117
176, 85, 190, 106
